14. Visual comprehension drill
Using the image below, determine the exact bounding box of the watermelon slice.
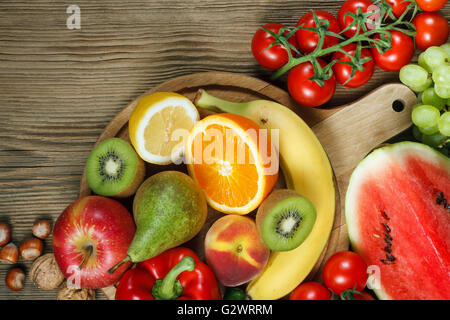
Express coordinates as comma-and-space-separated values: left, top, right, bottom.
345, 142, 450, 300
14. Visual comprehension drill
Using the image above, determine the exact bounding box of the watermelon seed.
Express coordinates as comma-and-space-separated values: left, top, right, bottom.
380, 259, 391, 264
386, 253, 395, 262
384, 246, 392, 253
384, 232, 392, 242
381, 211, 390, 220
383, 223, 391, 233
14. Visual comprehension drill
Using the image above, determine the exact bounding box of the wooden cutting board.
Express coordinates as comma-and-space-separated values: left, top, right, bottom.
78, 72, 417, 299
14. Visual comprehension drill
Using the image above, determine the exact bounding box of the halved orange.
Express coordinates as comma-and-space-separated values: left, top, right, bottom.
185, 113, 279, 215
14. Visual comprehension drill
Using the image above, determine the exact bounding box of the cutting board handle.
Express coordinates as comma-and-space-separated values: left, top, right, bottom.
309, 82, 417, 279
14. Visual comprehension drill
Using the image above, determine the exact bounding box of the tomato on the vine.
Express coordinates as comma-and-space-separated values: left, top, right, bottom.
412, 12, 449, 51
289, 282, 332, 300
295, 10, 341, 54
251, 23, 298, 70
370, 30, 414, 71
385, 0, 412, 18
332, 44, 374, 88
287, 58, 336, 108
322, 251, 368, 295
416, 0, 448, 12
338, 0, 375, 38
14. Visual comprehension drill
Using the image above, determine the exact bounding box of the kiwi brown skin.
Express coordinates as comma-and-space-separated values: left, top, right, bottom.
86, 138, 146, 198
255, 189, 301, 235
113, 155, 146, 198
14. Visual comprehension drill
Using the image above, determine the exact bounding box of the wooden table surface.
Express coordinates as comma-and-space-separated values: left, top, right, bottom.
0, 0, 448, 300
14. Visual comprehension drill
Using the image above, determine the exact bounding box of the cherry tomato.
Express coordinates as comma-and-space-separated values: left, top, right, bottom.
287, 58, 336, 108
332, 44, 375, 88
251, 23, 298, 70
412, 12, 449, 51
416, 0, 448, 12
385, 0, 412, 18
322, 251, 368, 295
353, 291, 376, 300
295, 10, 341, 54
289, 282, 332, 300
370, 30, 414, 71
338, 0, 375, 38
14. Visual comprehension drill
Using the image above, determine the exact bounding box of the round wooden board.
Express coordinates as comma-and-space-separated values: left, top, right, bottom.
79, 71, 344, 293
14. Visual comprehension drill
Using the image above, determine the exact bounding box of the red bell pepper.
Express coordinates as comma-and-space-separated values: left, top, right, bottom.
115, 247, 221, 300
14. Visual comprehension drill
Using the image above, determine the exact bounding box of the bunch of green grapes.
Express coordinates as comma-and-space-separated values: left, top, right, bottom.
399, 43, 450, 156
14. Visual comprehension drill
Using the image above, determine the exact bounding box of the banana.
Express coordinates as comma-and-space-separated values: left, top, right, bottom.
195, 90, 335, 300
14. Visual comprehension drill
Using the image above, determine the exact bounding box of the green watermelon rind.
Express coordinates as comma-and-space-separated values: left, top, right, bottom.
345, 141, 450, 300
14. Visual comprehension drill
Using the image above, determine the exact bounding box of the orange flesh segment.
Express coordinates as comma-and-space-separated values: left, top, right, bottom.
191, 123, 259, 208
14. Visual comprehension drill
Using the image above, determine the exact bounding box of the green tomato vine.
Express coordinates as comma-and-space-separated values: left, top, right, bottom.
263, 0, 419, 85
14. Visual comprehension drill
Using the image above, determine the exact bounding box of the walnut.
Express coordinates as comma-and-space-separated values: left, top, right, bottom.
29, 253, 64, 290
57, 281, 95, 300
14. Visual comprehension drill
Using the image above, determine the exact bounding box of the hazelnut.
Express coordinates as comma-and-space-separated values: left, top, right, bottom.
32, 220, 52, 239
19, 238, 43, 261
29, 253, 64, 290
57, 281, 96, 300
0, 222, 11, 247
6, 268, 25, 291
0, 243, 19, 264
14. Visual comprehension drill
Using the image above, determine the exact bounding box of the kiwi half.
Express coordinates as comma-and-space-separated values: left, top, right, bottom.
86, 138, 145, 197
256, 189, 316, 252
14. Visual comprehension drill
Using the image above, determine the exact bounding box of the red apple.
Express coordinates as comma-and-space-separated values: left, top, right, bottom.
53, 196, 135, 289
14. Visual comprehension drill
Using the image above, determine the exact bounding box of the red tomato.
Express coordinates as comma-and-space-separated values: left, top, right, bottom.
416, 0, 448, 12
287, 58, 336, 108
385, 0, 412, 18
322, 251, 368, 295
295, 10, 341, 54
370, 30, 414, 71
251, 23, 298, 70
338, 0, 375, 38
353, 291, 376, 300
412, 12, 449, 51
289, 282, 332, 300
332, 44, 374, 88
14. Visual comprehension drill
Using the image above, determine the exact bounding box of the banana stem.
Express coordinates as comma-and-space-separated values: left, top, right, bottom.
194, 89, 249, 116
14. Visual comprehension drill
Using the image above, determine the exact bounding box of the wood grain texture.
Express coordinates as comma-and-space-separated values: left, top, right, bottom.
0, 0, 448, 300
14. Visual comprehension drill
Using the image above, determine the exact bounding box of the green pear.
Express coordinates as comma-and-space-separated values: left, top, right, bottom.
109, 171, 206, 273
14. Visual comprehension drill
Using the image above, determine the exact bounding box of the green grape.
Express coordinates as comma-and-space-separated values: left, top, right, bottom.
423, 46, 449, 72
399, 64, 429, 88
421, 87, 446, 111
417, 91, 423, 103
432, 64, 450, 85
409, 78, 433, 93
422, 132, 448, 148
434, 85, 450, 99
418, 52, 432, 73
441, 43, 450, 57
438, 112, 450, 136
419, 125, 440, 135
412, 105, 441, 128
412, 125, 423, 142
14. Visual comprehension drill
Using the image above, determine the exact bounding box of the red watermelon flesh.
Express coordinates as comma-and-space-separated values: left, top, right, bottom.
346, 142, 450, 300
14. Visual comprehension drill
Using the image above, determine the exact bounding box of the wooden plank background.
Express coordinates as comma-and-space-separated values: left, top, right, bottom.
0, 0, 448, 300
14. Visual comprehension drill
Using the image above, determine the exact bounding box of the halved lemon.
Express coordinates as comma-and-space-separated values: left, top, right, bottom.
129, 92, 199, 165
185, 113, 279, 215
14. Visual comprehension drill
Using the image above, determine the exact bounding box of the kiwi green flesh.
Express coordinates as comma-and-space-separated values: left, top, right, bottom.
86, 138, 139, 196
261, 196, 316, 251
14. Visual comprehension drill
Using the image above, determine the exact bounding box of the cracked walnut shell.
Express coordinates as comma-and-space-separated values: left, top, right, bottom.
57, 281, 95, 300
29, 253, 64, 290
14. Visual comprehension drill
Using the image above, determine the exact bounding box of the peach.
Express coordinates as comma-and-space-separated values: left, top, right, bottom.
204, 215, 270, 287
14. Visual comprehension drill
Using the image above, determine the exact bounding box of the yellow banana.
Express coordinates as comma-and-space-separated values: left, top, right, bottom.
195, 89, 335, 300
